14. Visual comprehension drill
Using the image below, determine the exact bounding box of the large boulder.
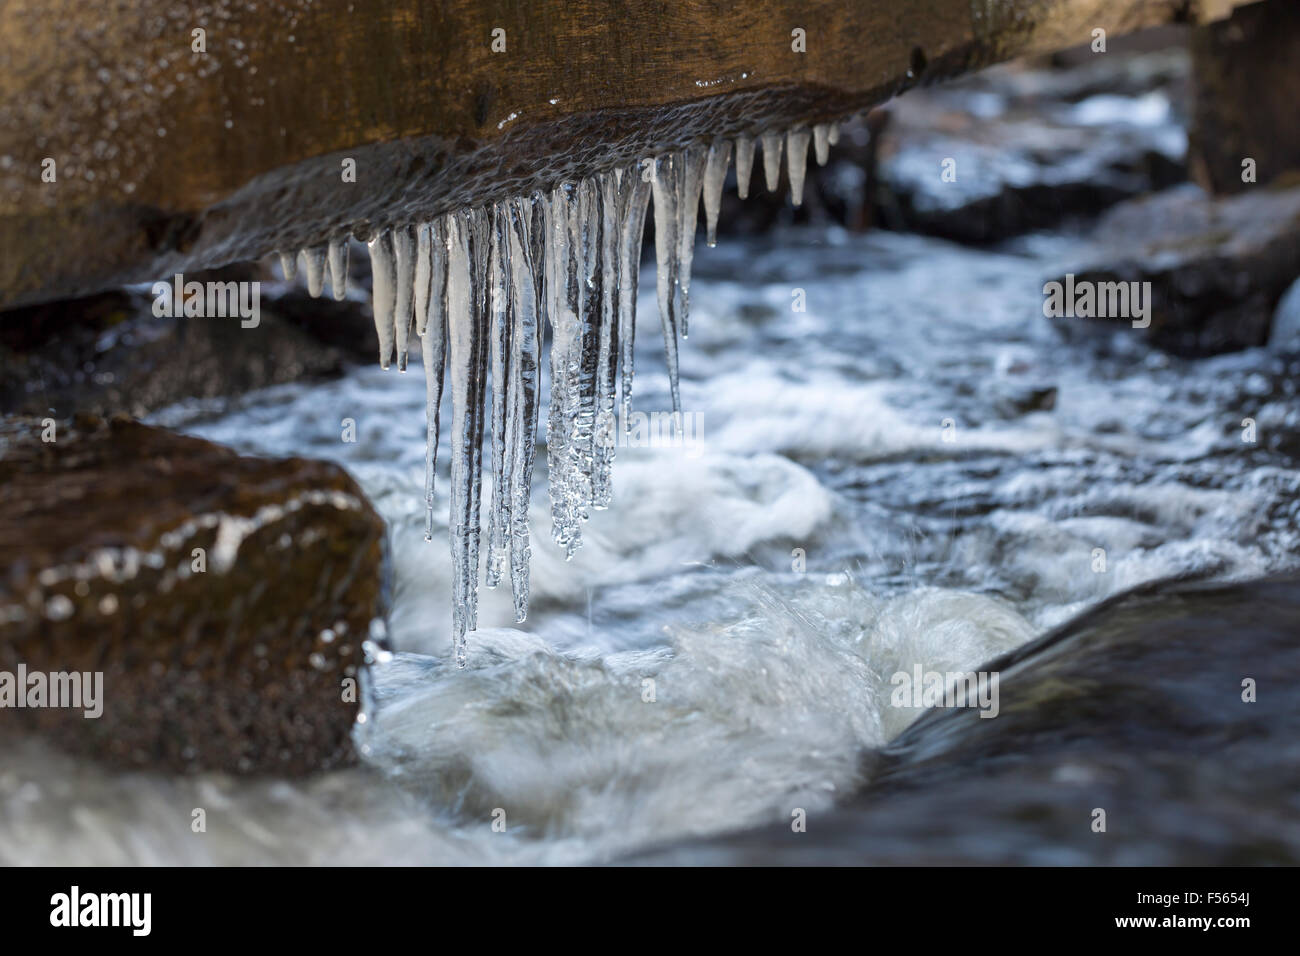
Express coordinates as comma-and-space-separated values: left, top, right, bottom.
629, 572, 1300, 864
0, 415, 387, 775
1047, 182, 1300, 356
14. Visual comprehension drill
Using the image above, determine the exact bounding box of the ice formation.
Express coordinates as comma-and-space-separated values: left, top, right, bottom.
288, 123, 840, 661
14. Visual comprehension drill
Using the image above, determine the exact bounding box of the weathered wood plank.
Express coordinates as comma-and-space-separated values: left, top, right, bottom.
0, 0, 1259, 308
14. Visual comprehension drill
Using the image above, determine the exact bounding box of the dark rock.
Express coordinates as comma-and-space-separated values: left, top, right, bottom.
1047, 182, 1300, 356
0, 415, 388, 775
0, 268, 364, 418
627, 572, 1300, 864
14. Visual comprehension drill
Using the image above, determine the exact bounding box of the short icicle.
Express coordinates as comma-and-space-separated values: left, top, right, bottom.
813, 124, 831, 166
367, 230, 397, 369
392, 225, 418, 371
328, 238, 349, 300
786, 128, 811, 206
702, 138, 731, 247
303, 245, 328, 298
734, 134, 756, 200
278, 251, 297, 281
760, 130, 783, 193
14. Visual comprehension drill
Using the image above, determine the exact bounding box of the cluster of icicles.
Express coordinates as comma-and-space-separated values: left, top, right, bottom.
279, 123, 840, 665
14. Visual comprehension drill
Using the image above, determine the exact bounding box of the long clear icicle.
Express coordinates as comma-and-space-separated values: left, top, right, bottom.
367, 230, 397, 370
592, 169, 623, 510
506, 195, 541, 621
421, 218, 448, 543
446, 208, 489, 664
735, 134, 755, 200
485, 202, 512, 589
650, 153, 682, 416
619, 161, 652, 434
675, 144, 706, 339
702, 139, 731, 247
787, 128, 811, 207
545, 183, 585, 557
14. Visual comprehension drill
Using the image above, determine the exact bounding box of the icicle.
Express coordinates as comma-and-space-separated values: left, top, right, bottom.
485, 202, 512, 589
702, 138, 731, 247
760, 131, 783, 193
827, 122, 841, 146
505, 196, 541, 621
446, 208, 490, 664
786, 128, 811, 207
328, 237, 349, 300
650, 154, 682, 416
392, 225, 417, 371
813, 124, 831, 166
367, 230, 397, 370
413, 223, 432, 336
303, 245, 328, 298
544, 183, 586, 557
278, 251, 297, 281
734, 134, 755, 200
421, 217, 448, 544
592, 169, 624, 510
571, 176, 603, 522
675, 144, 706, 339
619, 161, 652, 434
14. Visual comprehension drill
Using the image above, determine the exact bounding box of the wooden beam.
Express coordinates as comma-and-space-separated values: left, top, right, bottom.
0, 0, 1260, 309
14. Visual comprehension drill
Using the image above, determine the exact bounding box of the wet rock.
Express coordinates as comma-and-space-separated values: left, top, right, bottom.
1047, 182, 1300, 356
0, 266, 365, 418
629, 572, 1300, 864
0, 415, 387, 775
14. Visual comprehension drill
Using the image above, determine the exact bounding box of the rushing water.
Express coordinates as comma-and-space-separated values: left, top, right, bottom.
3, 224, 1297, 865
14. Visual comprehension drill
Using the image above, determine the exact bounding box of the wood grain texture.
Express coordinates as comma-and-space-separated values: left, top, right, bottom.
0, 0, 1259, 308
